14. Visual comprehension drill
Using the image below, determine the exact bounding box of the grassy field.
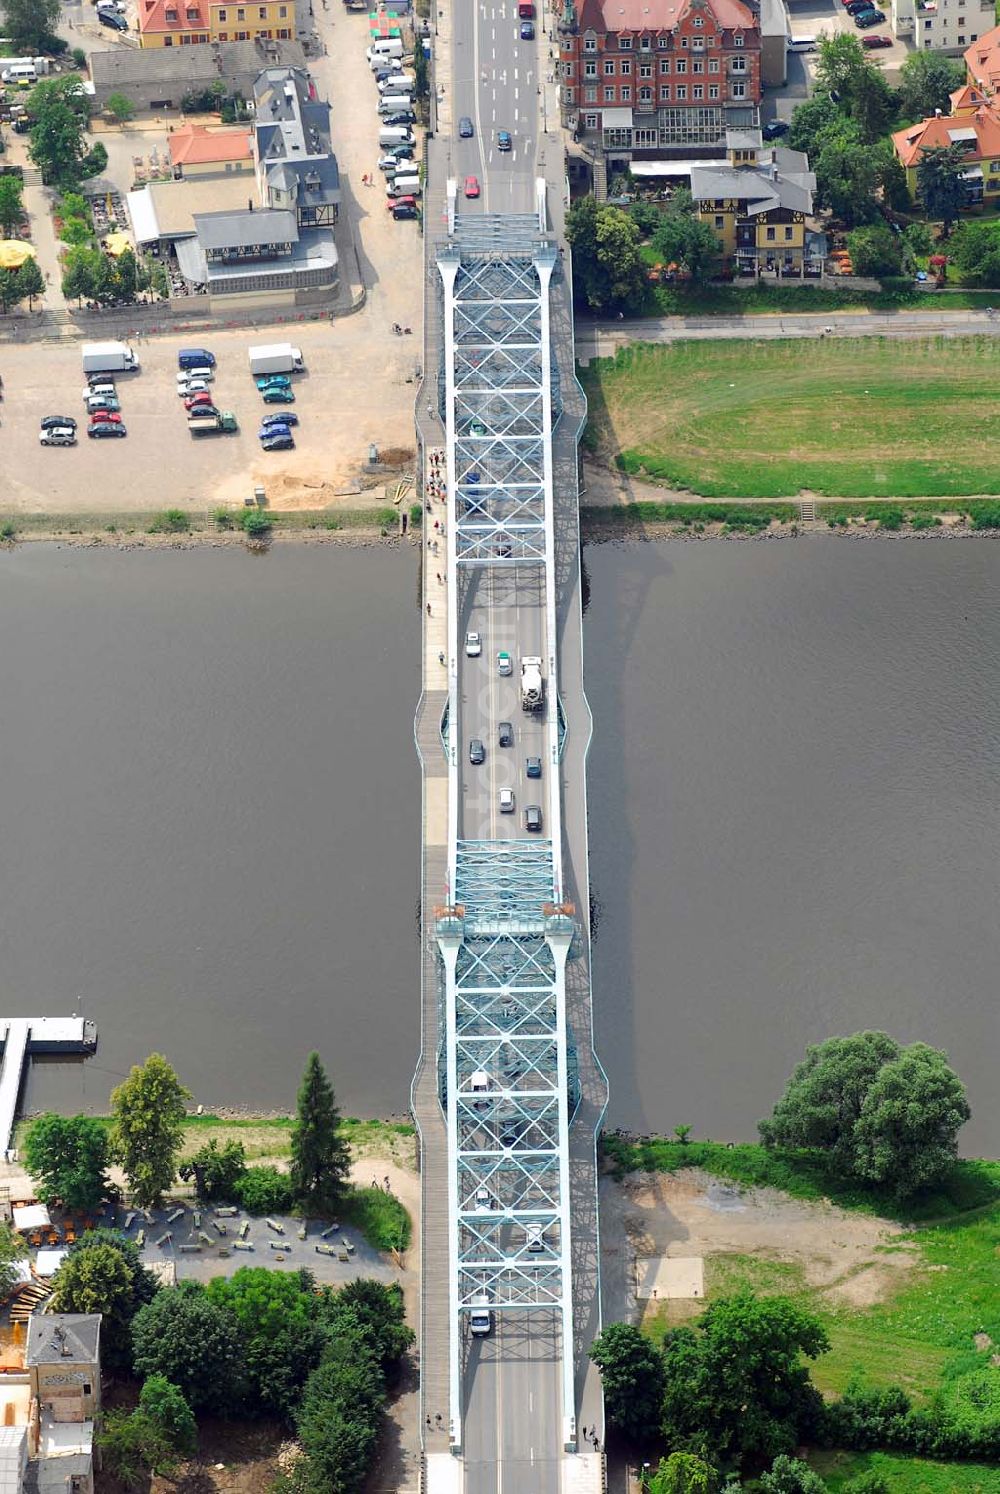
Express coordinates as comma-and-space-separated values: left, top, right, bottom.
581, 337, 1000, 499
611, 1135, 1000, 1442
806, 1450, 1000, 1492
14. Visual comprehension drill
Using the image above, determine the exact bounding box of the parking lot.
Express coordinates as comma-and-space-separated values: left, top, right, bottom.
767, 0, 911, 126
0, 319, 420, 516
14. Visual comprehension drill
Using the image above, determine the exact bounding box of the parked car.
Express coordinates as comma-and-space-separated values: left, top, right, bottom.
498, 721, 513, 747
497, 651, 512, 676
177, 378, 211, 397
89, 410, 123, 424
41, 414, 77, 430
83, 382, 116, 400
497, 129, 512, 151
88, 421, 127, 437
762, 119, 789, 140
499, 787, 515, 813
85, 395, 120, 413
39, 426, 77, 446
459, 115, 474, 138
261, 433, 295, 451
469, 739, 485, 765
176, 365, 213, 383
262, 387, 295, 404
520, 20, 534, 37
392, 202, 418, 220
465, 631, 482, 657
855, 10, 886, 27
379, 153, 409, 172
861, 30, 892, 44
464, 174, 480, 198
188, 406, 221, 421
260, 411, 299, 428
255, 374, 291, 390
98, 10, 128, 29
184, 393, 213, 410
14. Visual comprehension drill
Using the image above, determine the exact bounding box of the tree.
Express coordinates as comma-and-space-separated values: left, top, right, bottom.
290, 1052, 351, 1213
111, 1052, 190, 1208
179, 1137, 246, 1201
787, 93, 842, 157
758, 1455, 829, 1493
0, 0, 60, 51
23, 1114, 110, 1212
649, 1451, 719, 1494
132, 1279, 246, 1414
105, 92, 136, 126
234, 1164, 294, 1214
759, 1032, 969, 1197
566, 197, 648, 313
61, 244, 102, 303
813, 126, 880, 225
0, 1222, 27, 1299
916, 144, 967, 233
98, 1408, 178, 1487
413, 42, 428, 101
872, 141, 910, 213
652, 209, 719, 283
898, 51, 964, 121
841, 1474, 889, 1494
0, 174, 24, 237
319, 1278, 414, 1381
846, 222, 904, 277
589, 1322, 666, 1443
950, 220, 1000, 286
0, 263, 33, 312
138, 1375, 197, 1454
903, 220, 933, 257
294, 1330, 386, 1494
28, 77, 99, 190
813, 35, 895, 143
50, 1233, 156, 1369
206, 1268, 326, 1419
660, 1292, 828, 1464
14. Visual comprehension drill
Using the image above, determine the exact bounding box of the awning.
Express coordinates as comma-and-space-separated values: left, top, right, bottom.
127, 189, 161, 246
104, 231, 132, 257
34, 1249, 68, 1278
0, 240, 36, 270
601, 107, 634, 127
631, 159, 718, 177
12, 1204, 50, 1233
961, 165, 984, 180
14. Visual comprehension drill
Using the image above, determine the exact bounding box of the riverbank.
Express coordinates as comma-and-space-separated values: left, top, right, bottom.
0, 508, 410, 548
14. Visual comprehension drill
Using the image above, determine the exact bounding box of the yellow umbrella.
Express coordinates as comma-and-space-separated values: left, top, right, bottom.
104, 231, 132, 258
0, 240, 36, 270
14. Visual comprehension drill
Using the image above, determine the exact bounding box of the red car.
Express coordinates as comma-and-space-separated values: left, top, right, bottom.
89, 410, 123, 424
464, 174, 480, 198
184, 392, 213, 410
862, 31, 892, 44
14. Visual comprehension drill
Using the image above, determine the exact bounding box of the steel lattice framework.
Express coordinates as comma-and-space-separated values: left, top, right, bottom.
435, 197, 578, 1456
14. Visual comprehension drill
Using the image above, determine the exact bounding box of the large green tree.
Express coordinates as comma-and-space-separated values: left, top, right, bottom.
0, 1223, 27, 1299
0, 0, 59, 51
206, 1268, 326, 1419
787, 93, 842, 157
649, 1451, 719, 1494
98, 1378, 195, 1487
949, 220, 1000, 286
814, 34, 894, 143
846, 222, 905, 278
292, 1328, 386, 1494
916, 144, 968, 233
15, 256, 45, 309
23, 1113, 110, 1213
319, 1278, 414, 1382
589, 1321, 666, 1443
111, 1053, 191, 1207
28, 76, 106, 190
660, 1292, 828, 1464
179, 1137, 246, 1202
51, 1239, 149, 1369
566, 197, 648, 312
652, 209, 719, 283
813, 125, 880, 225
290, 1052, 351, 1213
898, 50, 965, 121
132, 1279, 246, 1415
759, 1031, 969, 1196
0, 175, 24, 238
759, 1455, 829, 1493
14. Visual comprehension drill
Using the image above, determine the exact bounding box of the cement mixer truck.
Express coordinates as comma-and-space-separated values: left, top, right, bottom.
520, 656, 544, 713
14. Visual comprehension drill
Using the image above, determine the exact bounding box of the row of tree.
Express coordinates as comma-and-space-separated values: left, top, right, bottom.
21, 1049, 353, 1215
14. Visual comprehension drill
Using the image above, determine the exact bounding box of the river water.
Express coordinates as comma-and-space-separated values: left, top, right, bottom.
3, 538, 998, 1153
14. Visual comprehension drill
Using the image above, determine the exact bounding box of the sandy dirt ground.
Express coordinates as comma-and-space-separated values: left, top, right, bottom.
599, 1167, 919, 1330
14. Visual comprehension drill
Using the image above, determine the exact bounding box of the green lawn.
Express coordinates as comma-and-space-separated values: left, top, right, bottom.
581, 337, 1000, 498
806, 1450, 1000, 1492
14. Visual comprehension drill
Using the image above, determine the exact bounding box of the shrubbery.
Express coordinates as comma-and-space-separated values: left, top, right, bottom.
233, 1164, 294, 1215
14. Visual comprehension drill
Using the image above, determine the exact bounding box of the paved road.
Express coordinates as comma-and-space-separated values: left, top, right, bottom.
576, 306, 1000, 358
464, 1313, 563, 1494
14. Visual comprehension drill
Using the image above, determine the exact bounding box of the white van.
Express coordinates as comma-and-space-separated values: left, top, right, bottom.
469, 1296, 492, 1337
367, 37, 404, 62
379, 70, 415, 90
788, 35, 817, 50
388, 176, 421, 197
1, 62, 37, 83
379, 95, 415, 115
379, 125, 415, 147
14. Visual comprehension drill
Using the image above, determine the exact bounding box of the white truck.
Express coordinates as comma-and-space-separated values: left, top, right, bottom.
520, 656, 544, 713
82, 340, 139, 374
247, 342, 304, 377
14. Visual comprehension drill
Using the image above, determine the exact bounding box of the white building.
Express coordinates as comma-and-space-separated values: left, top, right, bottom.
892, 0, 994, 56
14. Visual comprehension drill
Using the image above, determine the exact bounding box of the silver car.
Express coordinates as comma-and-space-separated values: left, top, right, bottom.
39, 426, 77, 446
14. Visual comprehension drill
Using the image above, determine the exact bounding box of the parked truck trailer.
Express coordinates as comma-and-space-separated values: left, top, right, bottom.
247, 342, 304, 377
81, 340, 139, 374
